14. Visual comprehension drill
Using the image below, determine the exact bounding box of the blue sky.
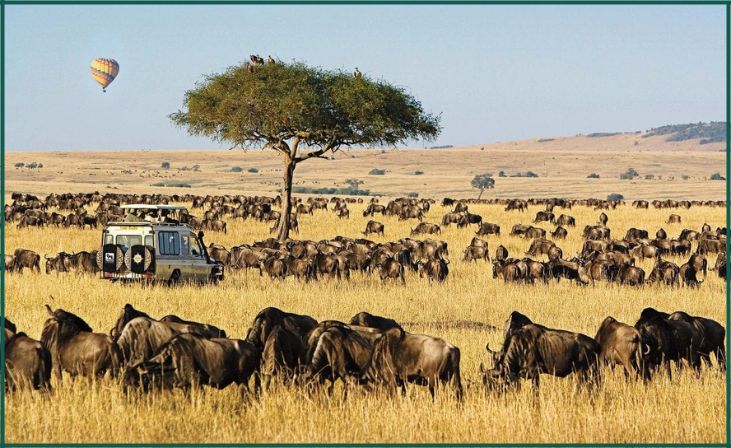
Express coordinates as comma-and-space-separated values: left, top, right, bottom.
4, 5, 726, 151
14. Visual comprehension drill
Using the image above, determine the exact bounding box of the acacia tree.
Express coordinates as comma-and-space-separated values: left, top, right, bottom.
170, 61, 440, 240
471, 173, 495, 200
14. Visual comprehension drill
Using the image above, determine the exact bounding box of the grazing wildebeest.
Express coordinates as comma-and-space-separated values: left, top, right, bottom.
525, 238, 555, 257
349, 312, 402, 331
410, 222, 441, 236
494, 245, 509, 261
678, 263, 702, 287
598, 212, 608, 226
647, 257, 680, 286
12, 249, 40, 273
634, 308, 700, 378
534, 211, 555, 224
4, 255, 15, 273
246, 307, 318, 349
616, 264, 645, 286
551, 226, 568, 239
668, 311, 725, 371
4, 319, 52, 391
41, 305, 120, 379
714, 252, 726, 279
555, 214, 576, 227
483, 321, 600, 389
463, 242, 490, 262
419, 258, 449, 282
476, 222, 500, 236
667, 214, 682, 224
124, 333, 260, 394
306, 324, 381, 394
363, 220, 385, 236
363, 328, 462, 400
594, 317, 645, 380
260, 325, 308, 386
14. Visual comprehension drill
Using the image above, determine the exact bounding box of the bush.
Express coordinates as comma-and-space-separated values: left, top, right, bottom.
292, 186, 372, 196
620, 167, 639, 180
710, 172, 725, 181
607, 193, 624, 201
510, 171, 538, 178
369, 168, 386, 175
26, 162, 38, 169
151, 181, 191, 188
247, 167, 259, 173
644, 174, 654, 180
161, 161, 171, 169
681, 175, 690, 180
498, 171, 506, 177
231, 166, 243, 172
406, 192, 419, 198
414, 170, 424, 175
537, 138, 554, 143
38, 163, 43, 168
587, 173, 600, 179
14, 163, 24, 168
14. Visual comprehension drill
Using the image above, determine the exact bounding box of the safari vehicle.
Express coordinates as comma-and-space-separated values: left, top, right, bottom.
98, 204, 223, 284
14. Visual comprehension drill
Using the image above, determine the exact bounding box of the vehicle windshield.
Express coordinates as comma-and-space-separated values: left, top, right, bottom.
116, 234, 142, 251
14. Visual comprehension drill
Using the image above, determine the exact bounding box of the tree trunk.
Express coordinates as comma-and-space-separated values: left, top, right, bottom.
477, 189, 484, 200
276, 158, 296, 241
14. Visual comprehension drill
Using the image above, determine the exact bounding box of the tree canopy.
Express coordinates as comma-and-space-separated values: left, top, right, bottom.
471, 173, 495, 199
170, 60, 441, 240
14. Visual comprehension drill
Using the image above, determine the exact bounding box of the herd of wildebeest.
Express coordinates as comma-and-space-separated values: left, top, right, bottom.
4, 192, 728, 288
3, 191, 728, 400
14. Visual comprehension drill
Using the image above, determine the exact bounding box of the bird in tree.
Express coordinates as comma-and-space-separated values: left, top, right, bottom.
354, 67, 362, 79
471, 173, 495, 200
170, 60, 441, 241
267, 55, 276, 65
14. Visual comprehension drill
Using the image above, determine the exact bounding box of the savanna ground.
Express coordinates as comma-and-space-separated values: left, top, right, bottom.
4, 192, 726, 443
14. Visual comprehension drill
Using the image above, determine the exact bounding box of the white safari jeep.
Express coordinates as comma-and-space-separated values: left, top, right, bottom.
99, 204, 223, 284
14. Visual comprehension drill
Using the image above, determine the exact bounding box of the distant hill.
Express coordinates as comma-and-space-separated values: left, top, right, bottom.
644, 122, 726, 145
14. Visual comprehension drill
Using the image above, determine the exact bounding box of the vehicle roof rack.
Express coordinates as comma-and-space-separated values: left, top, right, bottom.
121, 204, 188, 211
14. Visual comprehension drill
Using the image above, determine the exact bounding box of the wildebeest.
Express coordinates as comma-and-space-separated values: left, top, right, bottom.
125, 333, 260, 394
483, 318, 600, 389
419, 258, 449, 282
634, 308, 701, 378
12, 249, 41, 273
5, 319, 52, 391
594, 317, 645, 379
668, 311, 725, 371
551, 226, 568, 239
667, 214, 682, 224
246, 307, 318, 349
349, 312, 402, 331
363, 328, 462, 400
41, 305, 121, 379
363, 220, 385, 236
260, 325, 307, 386
476, 222, 500, 236
410, 222, 441, 236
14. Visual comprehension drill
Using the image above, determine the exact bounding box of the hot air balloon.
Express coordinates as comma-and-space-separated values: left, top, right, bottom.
90, 58, 119, 92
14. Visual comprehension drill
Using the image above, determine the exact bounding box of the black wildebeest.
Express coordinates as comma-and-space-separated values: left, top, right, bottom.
363, 328, 463, 400
41, 305, 121, 379
5, 318, 52, 391
124, 333, 260, 395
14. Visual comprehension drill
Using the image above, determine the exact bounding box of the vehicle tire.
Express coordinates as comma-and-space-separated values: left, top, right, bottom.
168, 270, 181, 287
96, 250, 104, 270
102, 244, 125, 273
126, 245, 155, 274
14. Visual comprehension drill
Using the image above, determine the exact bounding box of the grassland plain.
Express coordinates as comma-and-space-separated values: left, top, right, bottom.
4, 197, 726, 444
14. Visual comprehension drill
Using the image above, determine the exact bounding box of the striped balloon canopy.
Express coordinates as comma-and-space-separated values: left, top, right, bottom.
90, 58, 119, 92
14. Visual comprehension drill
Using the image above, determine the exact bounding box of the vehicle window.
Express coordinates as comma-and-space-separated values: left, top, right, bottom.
181, 235, 190, 257
144, 235, 153, 247
158, 231, 180, 256
116, 234, 142, 251
104, 234, 114, 245
189, 234, 203, 258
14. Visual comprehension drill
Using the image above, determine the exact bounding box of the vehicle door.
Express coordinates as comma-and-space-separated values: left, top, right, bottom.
156, 230, 185, 281
187, 233, 210, 281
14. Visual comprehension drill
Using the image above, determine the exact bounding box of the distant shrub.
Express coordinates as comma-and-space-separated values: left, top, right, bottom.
498, 170, 506, 178
231, 166, 243, 172
511, 171, 539, 178
26, 162, 38, 169
406, 192, 419, 198
620, 167, 639, 180
710, 172, 725, 181
161, 161, 171, 169
38, 163, 43, 168
14, 163, 24, 168
414, 170, 424, 175
293, 186, 372, 196
607, 193, 624, 201
681, 175, 690, 180
587, 132, 621, 138
644, 174, 654, 180
247, 167, 259, 173
587, 173, 600, 179
151, 181, 191, 188
537, 138, 554, 143
369, 168, 386, 175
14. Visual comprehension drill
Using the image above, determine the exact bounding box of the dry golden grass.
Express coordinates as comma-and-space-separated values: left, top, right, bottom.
4, 198, 726, 444
5, 132, 726, 200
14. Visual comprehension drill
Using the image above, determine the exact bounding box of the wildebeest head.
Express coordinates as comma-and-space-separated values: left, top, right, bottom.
45, 253, 69, 274
110, 304, 153, 341
41, 305, 93, 352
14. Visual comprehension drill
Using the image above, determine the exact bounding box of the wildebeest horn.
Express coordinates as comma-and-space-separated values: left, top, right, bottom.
44, 304, 54, 315
485, 343, 496, 354
45, 255, 52, 260
643, 344, 651, 355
